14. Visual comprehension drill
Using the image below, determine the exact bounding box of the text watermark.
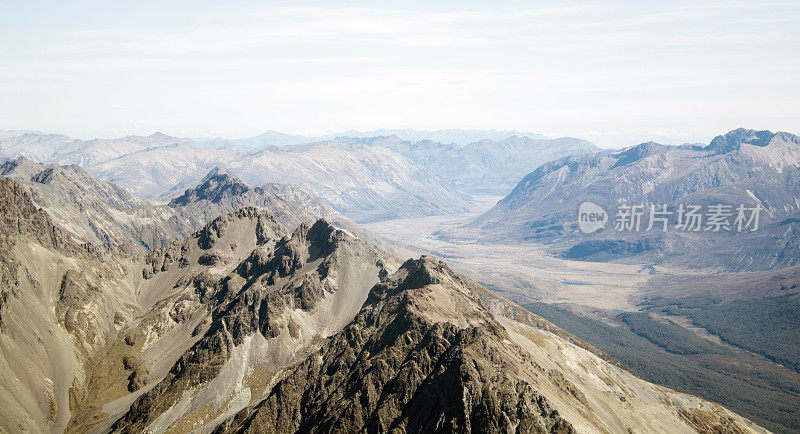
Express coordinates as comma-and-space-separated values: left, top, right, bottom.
578, 202, 761, 234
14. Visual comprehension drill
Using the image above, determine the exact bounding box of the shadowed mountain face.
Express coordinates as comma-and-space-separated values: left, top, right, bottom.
465, 129, 800, 270
0, 174, 765, 433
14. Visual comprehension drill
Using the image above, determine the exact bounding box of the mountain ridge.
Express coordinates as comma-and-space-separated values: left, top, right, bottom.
463, 128, 800, 270
0, 159, 368, 254
1, 129, 601, 221
212, 255, 763, 434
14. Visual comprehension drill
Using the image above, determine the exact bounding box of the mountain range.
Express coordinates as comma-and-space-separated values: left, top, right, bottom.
0, 162, 766, 433
0, 132, 468, 222
0, 129, 600, 223
195, 128, 551, 150
464, 128, 800, 270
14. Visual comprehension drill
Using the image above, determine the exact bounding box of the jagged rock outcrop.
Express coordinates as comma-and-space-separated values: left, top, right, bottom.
215, 256, 574, 433
112, 216, 397, 433
167, 167, 362, 238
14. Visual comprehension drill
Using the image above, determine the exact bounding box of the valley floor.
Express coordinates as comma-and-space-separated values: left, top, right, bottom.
364, 195, 654, 312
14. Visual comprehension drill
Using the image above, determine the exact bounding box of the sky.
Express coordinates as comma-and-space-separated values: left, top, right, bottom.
1, 0, 799, 148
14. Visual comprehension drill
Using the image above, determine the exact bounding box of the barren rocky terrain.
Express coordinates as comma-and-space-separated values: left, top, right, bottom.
0, 166, 769, 433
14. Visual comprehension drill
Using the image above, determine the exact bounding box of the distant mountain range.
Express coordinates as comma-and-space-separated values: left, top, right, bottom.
222, 139, 472, 222
194, 128, 550, 150
335, 128, 549, 145
0, 129, 598, 222
0, 132, 470, 222
464, 128, 800, 270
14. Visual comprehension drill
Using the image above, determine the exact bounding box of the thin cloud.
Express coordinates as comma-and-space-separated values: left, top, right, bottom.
2, 1, 798, 146
51, 5, 602, 56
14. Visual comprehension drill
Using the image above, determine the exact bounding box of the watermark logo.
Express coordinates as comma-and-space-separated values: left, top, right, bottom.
577, 202, 762, 233
578, 201, 608, 233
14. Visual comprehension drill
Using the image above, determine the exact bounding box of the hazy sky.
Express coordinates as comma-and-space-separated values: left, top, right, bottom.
1, 1, 799, 147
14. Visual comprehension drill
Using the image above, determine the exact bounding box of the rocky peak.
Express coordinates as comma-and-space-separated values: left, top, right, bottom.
200, 207, 283, 249
705, 128, 775, 154
611, 141, 669, 168
306, 219, 339, 253
213, 255, 570, 433
279, 218, 339, 253
253, 219, 343, 283
144, 206, 285, 279
120, 131, 183, 147
366, 255, 496, 331
393, 255, 447, 291
169, 167, 251, 206
0, 156, 42, 178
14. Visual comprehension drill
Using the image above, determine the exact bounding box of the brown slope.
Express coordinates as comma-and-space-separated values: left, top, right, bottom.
0, 178, 131, 433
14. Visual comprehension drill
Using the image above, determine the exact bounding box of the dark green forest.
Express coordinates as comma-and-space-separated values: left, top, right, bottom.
523, 302, 800, 433
648, 295, 800, 372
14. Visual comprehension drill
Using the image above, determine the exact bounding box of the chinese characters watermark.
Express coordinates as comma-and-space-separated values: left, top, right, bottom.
578, 202, 761, 234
